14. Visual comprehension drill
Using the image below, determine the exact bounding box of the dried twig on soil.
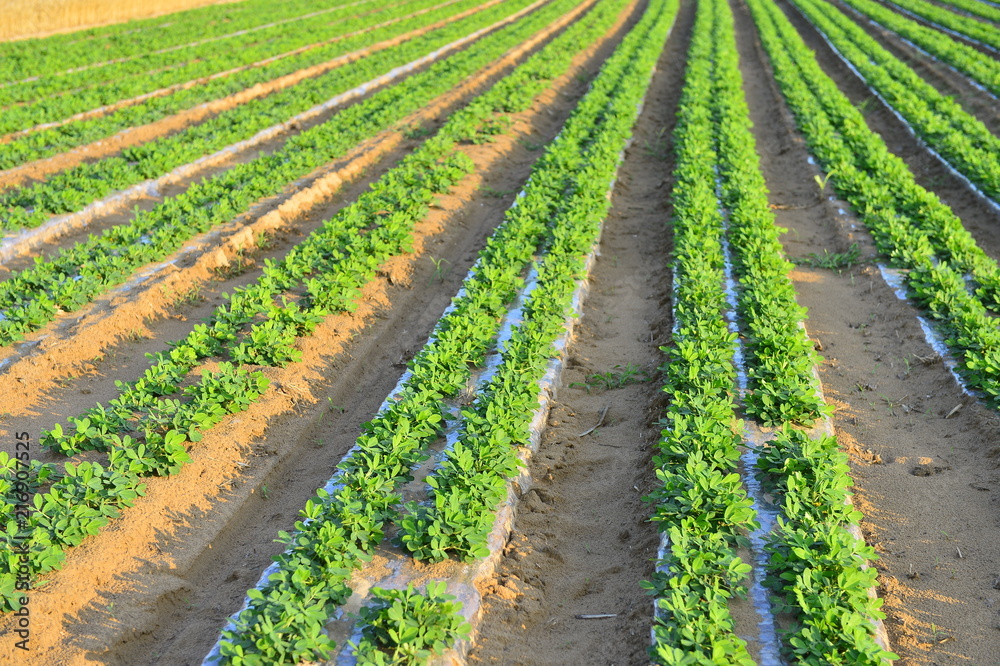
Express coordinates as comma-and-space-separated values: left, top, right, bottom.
578, 403, 610, 436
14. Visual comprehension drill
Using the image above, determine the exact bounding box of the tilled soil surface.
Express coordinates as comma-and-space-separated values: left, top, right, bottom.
467, 0, 691, 660
0, 0, 493, 190
0, 0, 650, 663
735, 0, 1000, 661
4, 0, 1000, 663
471, 0, 1000, 663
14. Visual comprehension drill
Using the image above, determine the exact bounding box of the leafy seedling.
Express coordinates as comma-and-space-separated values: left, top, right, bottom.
350, 581, 471, 664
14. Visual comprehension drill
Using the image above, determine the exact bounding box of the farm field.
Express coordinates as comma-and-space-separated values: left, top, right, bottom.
1, 0, 1000, 663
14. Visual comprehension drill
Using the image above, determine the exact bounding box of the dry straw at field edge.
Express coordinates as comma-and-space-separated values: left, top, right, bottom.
0, 0, 242, 42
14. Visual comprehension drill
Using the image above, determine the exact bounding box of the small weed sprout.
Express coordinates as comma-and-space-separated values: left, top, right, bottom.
518, 137, 544, 151
429, 256, 450, 283
570, 363, 653, 392
813, 167, 837, 193
643, 127, 669, 160
480, 184, 516, 198
792, 243, 861, 272
163, 284, 204, 309
404, 124, 434, 139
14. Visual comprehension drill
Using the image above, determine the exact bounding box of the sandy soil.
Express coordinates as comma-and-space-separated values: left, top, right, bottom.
470, 0, 1000, 663
468, 0, 691, 662
0, 0, 645, 662
0, 0, 244, 43
0, 0, 495, 190
735, 0, 1000, 661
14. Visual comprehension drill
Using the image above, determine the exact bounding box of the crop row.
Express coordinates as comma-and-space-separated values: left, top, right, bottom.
642, 0, 756, 658
0, 0, 627, 623
748, 0, 1000, 406
0, 0, 601, 612
756, 424, 891, 664
0, 0, 454, 168
0, 138, 470, 613
881, 0, 1000, 50
935, 0, 1000, 22
0, 0, 515, 212
711, 0, 891, 660
213, 0, 659, 660
752, 0, 1000, 311
0, 0, 573, 347
396, 0, 678, 567
0, 0, 364, 82
646, 0, 891, 661
788, 0, 1000, 205
838, 0, 1000, 97
0, 0, 399, 112
0, 0, 455, 144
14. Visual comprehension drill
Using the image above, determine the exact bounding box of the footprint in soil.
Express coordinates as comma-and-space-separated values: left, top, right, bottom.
911, 464, 951, 476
